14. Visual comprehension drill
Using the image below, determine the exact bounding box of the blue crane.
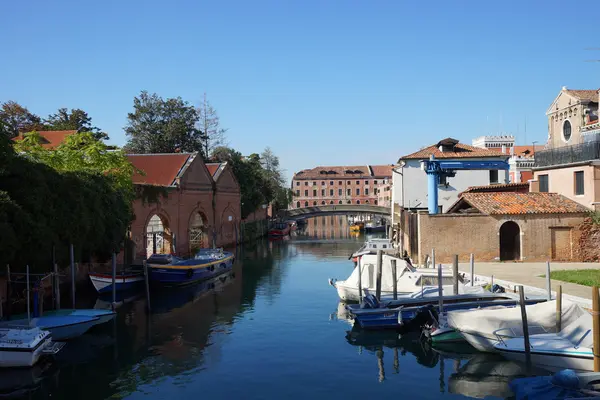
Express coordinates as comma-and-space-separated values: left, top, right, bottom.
421, 155, 510, 214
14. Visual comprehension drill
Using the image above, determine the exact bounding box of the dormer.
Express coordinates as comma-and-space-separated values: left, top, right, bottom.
437, 138, 459, 152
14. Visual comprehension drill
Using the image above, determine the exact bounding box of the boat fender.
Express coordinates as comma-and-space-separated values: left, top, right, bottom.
186, 269, 194, 278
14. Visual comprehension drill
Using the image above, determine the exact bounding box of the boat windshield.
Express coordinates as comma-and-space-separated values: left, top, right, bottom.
194, 249, 224, 261
415, 275, 456, 286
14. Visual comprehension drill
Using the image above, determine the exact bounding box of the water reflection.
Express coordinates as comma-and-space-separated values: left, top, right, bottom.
294, 216, 361, 240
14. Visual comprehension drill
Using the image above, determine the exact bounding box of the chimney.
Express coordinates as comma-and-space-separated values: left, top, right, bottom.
562, 86, 567, 91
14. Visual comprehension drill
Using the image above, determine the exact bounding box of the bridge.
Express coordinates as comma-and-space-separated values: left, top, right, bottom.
281, 204, 390, 220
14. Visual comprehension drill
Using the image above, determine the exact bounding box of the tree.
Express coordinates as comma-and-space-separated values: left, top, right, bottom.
198, 94, 228, 159
44, 108, 109, 141
124, 91, 206, 155
0, 101, 43, 138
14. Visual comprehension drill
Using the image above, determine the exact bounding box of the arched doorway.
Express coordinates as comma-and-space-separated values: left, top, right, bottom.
146, 214, 172, 258
500, 221, 520, 261
189, 212, 207, 254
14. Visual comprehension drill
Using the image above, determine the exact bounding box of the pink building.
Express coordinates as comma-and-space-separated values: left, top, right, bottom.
290, 165, 393, 209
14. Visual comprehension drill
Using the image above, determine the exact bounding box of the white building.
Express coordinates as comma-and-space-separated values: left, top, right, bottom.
391, 138, 510, 222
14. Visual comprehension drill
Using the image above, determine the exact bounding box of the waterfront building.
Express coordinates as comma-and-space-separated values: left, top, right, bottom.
290, 165, 393, 209
125, 153, 241, 263
531, 87, 600, 210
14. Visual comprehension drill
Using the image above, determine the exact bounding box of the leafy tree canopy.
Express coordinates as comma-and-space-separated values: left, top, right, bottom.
44, 108, 109, 141
0, 101, 44, 138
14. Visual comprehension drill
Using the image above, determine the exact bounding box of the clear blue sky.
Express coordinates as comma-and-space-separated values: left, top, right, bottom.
2, 0, 598, 182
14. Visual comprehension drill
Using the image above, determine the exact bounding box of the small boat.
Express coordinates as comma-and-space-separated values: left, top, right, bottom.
42, 309, 116, 327
494, 312, 594, 372
329, 254, 458, 302
349, 238, 395, 263
0, 315, 100, 341
147, 248, 234, 286
268, 222, 291, 236
365, 220, 386, 233
88, 270, 144, 293
510, 369, 600, 399
448, 299, 586, 352
0, 327, 64, 367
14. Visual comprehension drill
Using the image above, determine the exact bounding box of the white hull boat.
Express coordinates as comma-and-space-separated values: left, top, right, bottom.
330, 254, 459, 302
350, 238, 395, 260
494, 312, 594, 372
448, 299, 585, 352
0, 328, 63, 368
0, 315, 101, 341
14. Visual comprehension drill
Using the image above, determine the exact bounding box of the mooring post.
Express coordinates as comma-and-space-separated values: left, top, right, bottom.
377, 348, 385, 383
6, 264, 10, 320
431, 249, 435, 269
357, 258, 363, 302
144, 261, 151, 313
490, 275, 494, 292
437, 264, 443, 314
518, 285, 531, 369
593, 286, 600, 372
556, 285, 562, 332
111, 253, 117, 310
391, 259, 398, 300
375, 250, 383, 301
469, 254, 474, 287
546, 261, 552, 300
54, 263, 60, 310
452, 255, 459, 295
70, 243, 76, 308
26, 265, 31, 324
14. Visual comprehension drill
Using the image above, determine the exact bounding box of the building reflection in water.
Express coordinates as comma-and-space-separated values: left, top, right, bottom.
295, 215, 361, 240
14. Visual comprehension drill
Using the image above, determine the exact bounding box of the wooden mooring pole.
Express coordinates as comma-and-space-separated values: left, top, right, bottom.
144, 261, 151, 313
391, 259, 398, 300
26, 265, 31, 324
357, 257, 363, 302
469, 254, 474, 287
6, 264, 10, 320
518, 285, 531, 369
70, 243, 76, 308
546, 261, 552, 300
431, 249, 435, 269
593, 286, 600, 372
437, 264, 443, 314
111, 253, 117, 310
452, 255, 459, 295
375, 250, 383, 301
556, 285, 562, 332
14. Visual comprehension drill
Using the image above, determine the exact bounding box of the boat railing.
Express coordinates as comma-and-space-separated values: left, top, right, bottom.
493, 325, 549, 347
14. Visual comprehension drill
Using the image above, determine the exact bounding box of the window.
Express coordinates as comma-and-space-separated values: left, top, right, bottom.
313, 190, 317, 197
365, 180, 369, 185
347, 200, 351, 204
575, 171, 585, 195
356, 180, 360, 185
295, 182, 299, 186
365, 200, 369, 203
365, 188, 369, 195
489, 170, 499, 184
356, 188, 360, 195
313, 201, 317, 206
347, 180, 351, 185
374, 200, 378, 205
356, 200, 360, 204
338, 181, 342, 185
329, 189, 333, 196
304, 201, 308, 207
321, 201, 325, 205
304, 190, 308, 196
304, 182, 308, 186
330, 181, 334, 185
382, 244, 387, 249
339, 200, 342, 204
296, 201, 300, 208
295, 190, 300, 196
374, 180, 378, 185
321, 181, 325, 186
313, 181, 316, 186
563, 120, 572, 142
539, 174, 549, 192
321, 189, 325, 196
347, 189, 351, 195
338, 188, 342, 196
374, 188, 378, 195
329, 201, 334, 204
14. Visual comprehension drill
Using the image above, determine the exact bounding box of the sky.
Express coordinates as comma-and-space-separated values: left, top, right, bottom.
1, 0, 599, 182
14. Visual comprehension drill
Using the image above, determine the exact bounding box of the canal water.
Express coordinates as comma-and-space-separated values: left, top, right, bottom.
5, 216, 537, 399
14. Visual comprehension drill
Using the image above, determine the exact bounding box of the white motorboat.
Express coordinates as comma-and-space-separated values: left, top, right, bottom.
494, 312, 594, 372
0, 327, 63, 367
329, 254, 459, 301
350, 238, 396, 261
448, 299, 586, 352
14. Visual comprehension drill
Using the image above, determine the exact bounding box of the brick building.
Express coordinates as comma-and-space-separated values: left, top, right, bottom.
290, 165, 393, 209
125, 153, 241, 263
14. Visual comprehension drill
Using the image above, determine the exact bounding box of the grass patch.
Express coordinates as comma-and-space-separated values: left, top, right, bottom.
548, 269, 600, 287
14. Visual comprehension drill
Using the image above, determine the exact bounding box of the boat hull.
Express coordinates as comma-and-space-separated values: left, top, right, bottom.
430, 328, 465, 344
89, 273, 144, 294
149, 254, 234, 286
335, 284, 411, 302
496, 348, 593, 372
0, 339, 51, 368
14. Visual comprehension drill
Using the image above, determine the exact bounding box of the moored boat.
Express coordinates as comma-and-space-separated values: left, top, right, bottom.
0, 315, 101, 341
0, 327, 64, 367
349, 238, 395, 263
147, 248, 234, 286
268, 222, 291, 236
88, 270, 144, 294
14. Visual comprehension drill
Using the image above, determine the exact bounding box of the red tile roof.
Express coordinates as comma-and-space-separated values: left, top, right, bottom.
400, 138, 507, 160
126, 153, 192, 186
447, 192, 589, 215
12, 130, 77, 149
565, 89, 599, 103
461, 182, 530, 195
293, 165, 393, 180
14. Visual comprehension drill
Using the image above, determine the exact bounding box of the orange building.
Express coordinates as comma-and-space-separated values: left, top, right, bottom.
290, 165, 393, 209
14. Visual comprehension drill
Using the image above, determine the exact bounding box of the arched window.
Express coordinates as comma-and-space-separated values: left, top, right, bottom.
365, 200, 369, 204
313, 201, 317, 206
563, 120, 572, 142
339, 200, 343, 204
321, 201, 325, 205
304, 201, 308, 207
329, 201, 334, 204
296, 201, 300, 208
356, 200, 360, 204
347, 200, 351, 204
374, 200, 378, 205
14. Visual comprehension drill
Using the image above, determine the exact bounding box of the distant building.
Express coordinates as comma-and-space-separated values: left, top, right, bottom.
391, 138, 509, 216
11, 130, 77, 149
290, 165, 393, 209
531, 87, 600, 210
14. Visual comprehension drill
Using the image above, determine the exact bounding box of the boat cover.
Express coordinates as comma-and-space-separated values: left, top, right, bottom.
448, 299, 585, 337
509, 369, 594, 400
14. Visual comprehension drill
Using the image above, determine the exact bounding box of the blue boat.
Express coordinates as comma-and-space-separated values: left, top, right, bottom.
147, 248, 235, 286
0, 316, 100, 341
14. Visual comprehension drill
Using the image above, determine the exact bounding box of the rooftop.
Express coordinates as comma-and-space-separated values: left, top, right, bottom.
399, 138, 508, 161
293, 165, 393, 180
461, 182, 530, 195
11, 130, 77, 149
564, 88, 599, 103
126, 153, 194, 186
447, 192, 589, 215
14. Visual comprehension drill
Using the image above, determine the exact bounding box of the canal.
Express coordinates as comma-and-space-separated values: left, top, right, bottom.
7, 216, 529, 399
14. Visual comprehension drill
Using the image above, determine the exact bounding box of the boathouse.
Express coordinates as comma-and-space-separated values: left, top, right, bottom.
401, 186, 589, 264
125, 153, 241, 263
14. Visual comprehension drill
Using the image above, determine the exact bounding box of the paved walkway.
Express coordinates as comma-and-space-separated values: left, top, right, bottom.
458, 262, 600, 301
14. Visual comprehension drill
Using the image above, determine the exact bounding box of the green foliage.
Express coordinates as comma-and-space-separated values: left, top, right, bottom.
548, 269, 600, 287
124, 91, 206, 156
0, 101, 44, 138
44, 108, 108, 141
1, 133, 134, 271
589, 211, 600, 225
